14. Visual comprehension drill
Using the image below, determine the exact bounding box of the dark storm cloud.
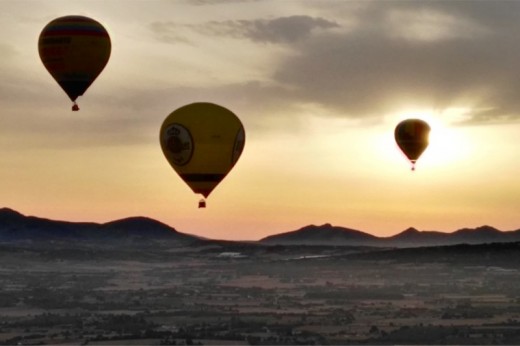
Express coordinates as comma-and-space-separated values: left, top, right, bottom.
413, 0, 520, 29
273, 31, 504, 116
150, 15, 339, 44
266, 1, 520, 123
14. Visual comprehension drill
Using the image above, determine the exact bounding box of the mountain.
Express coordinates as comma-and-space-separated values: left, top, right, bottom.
0, 208, 200, 245
451, 225, 507, 243
260, 223, 379, 246
383, 227, 451, 247
101, 216, 191, 239
260, 223, 520, 247
1, 207, 519, 248
385, 225, 520, 247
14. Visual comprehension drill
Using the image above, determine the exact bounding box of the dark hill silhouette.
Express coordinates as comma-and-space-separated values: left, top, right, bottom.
101, 216, 192, 239
451, 225, 505, 242
260, 223, 379, 246
345, 241, 520, 268
0, 208, 98, 240
0, 208, 200, 245
385, 227, 452, 247
1, 207, 519, 248
385, 225, 520, 247
260, 223, 520, 247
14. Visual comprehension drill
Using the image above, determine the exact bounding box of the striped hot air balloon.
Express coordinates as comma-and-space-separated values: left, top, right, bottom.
394, 119, 430, 171
38, 15, 111, 111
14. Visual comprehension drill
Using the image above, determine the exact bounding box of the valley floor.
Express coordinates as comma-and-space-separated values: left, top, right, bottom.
0, 242, 520, 345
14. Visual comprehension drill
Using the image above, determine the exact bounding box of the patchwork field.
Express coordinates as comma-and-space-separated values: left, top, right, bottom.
0, 242, 519, 344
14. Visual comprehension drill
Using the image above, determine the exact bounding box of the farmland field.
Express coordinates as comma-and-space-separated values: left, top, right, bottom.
0, 242, 520, 344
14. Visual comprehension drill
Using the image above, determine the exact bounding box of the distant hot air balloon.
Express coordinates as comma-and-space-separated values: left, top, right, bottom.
160, 102, 245, 208
394, 119, 430, 171
38, 15, 111, 111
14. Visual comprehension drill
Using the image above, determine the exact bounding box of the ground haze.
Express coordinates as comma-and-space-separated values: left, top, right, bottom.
0, 237, 520, 345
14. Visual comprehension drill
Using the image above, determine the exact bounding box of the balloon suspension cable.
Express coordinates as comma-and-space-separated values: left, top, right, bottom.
198, 198, 206, 208
72, 102, 79, 111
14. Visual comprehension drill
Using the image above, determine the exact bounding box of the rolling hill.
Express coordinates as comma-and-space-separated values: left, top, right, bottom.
259, 223, 520, 247
0, 207, 200, 245
1, 207, 519, 248
260, 223, 379, 246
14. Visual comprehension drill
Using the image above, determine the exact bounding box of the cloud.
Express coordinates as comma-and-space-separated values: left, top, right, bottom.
150, 15, 339, 44
148, 2, 520, 125
184, 0, 260, 5
263, 1, 520, 124
386, 7, 490, 42
200, 16, 339, 43
149, 21, 192, 44
0, 43, 16, 59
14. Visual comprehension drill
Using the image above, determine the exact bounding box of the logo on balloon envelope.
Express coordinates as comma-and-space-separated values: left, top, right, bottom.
232, 127, 245, 165
163, 124, 194, 166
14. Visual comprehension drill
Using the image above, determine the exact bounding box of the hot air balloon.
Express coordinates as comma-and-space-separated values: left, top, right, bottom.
394, 119, 430, 171
38, 15, 111, 111
160, 102, 245, 208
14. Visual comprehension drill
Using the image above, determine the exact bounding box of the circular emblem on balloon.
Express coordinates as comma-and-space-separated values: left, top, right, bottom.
162, 124, 194, 166
232, 126, 245, 165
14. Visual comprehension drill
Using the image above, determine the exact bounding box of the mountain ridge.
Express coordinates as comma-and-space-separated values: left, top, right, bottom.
0, 208, 199, 245
1, 207, 519, 247
260, 223, 520, 247
260, 223, 379, 246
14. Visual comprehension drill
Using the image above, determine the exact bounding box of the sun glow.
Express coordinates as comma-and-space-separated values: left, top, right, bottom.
389, 108, 473, 169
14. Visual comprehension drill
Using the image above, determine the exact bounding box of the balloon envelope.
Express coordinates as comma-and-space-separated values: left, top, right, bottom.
160, 102, 245, 199
394, 119, 430, 168
38, 15, 111, 108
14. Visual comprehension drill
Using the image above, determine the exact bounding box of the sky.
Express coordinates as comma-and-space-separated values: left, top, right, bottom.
1, 0, 519, 240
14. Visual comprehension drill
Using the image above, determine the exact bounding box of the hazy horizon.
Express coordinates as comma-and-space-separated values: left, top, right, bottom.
2, 206, 519, 243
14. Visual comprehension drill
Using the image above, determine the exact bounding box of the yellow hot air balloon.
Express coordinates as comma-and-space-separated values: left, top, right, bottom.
160, 102, 245, 207
38, 15, 111, 111
394, 119, 430, 171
